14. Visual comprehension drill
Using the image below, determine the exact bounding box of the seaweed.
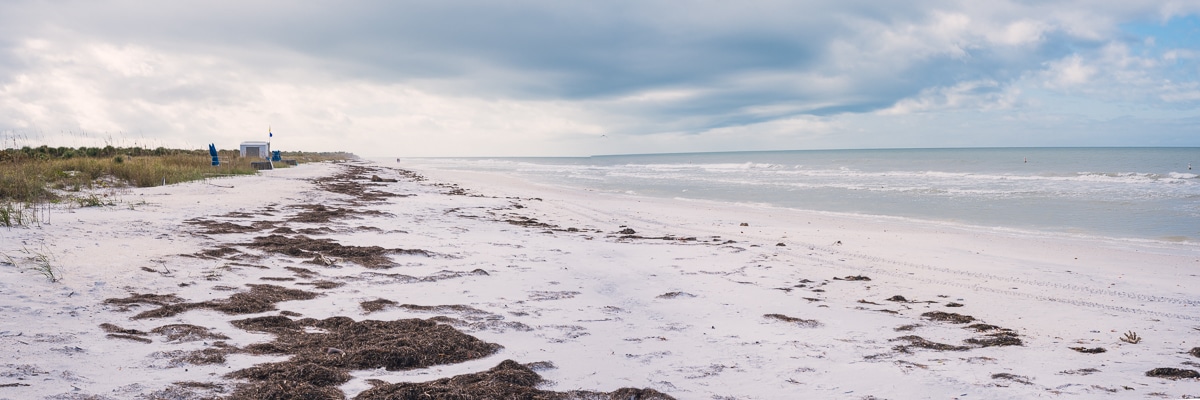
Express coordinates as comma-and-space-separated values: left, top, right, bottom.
354, 360, 676, 400
150, 324, 231, 342
763, 313, 821, 328
1145, 368, 1199, 379
360, 298, 398, 313
964, 335, 1023, 347
243, 234, 433, 268
128, 284, 318, 319
921, 311, 975, 324
891, 335, 971, 352
1069, 347, 1106, 354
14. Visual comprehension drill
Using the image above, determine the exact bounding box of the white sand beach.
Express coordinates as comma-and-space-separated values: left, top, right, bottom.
1, 160, 1198, 399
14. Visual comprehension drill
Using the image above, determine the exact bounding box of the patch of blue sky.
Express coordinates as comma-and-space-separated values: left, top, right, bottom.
1121, 14, 1199, 90
1121, 14, 1200, 52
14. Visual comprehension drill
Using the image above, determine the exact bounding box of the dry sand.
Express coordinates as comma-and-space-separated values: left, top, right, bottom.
1, 159, 1197, 399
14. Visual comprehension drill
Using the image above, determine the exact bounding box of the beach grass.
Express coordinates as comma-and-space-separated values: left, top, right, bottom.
0, 146, 353, 225
1, 245, 60, 282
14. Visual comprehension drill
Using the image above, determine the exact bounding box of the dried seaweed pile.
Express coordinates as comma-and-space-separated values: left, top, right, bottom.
921, 311, 976, 324
224, 315, 503, 398
763, 313, 822, 328
891, 335, 972, 352
314, 164, 407, 202
243, 234, 433, 268
190, 246, 245, 260
287, 204, 387, 224
962, 323, 1023, 347
887, 313, 1023, 354
105, 284, 318, 319
185, 218, 277, 234
354, 360, 676, 400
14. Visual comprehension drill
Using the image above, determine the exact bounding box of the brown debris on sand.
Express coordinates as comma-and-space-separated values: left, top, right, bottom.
105, 293, 186, 307
113, 284, 318, 319
834, 275, 871, 281
763, 314, 822, 328
354, 359, 676, 400
891, 335, 971, 352
151, 324, 231, 342
656, 291, 697, 299
964, 335, 1023, 347
284, 266, 319, 279
192, 246, 245, 259
505, 216, 557, 229
964, 323, 1004, 332
184, 218, 275, 235
1069, 347, 1107, 354
298, 280, 345, 289
360, 298, 398, 313
180, 343, 242, 365
1145, 368, 1200, 379
991, 373, 1034, 385
244, 234, 433, 268
233, 316, 502, 371
228, 362, 353, 387
314, 164, 407, 202
99, 323, 148, 336
287, 204, 387, 224
106, 333, 152, 343
104, 293, 187, 312
921, 311, 976, 324
228, 380, 346, 400
395, 304, 492, 315
223, 315, 504, 398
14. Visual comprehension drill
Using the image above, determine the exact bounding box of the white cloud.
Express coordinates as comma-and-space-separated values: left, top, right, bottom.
988, 19, 1049, 46
879, 80, 1020, 115
1041, 54, 1097, 88
0, 38, 609, 156
0, 0, 1197, 155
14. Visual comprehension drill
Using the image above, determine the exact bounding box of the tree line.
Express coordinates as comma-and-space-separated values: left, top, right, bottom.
0, 145, 209, 162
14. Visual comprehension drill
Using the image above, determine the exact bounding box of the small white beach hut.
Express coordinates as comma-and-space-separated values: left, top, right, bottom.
239, 141, 270, 159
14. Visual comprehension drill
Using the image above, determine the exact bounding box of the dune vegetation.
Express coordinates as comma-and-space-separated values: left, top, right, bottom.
0, 145, 352, 226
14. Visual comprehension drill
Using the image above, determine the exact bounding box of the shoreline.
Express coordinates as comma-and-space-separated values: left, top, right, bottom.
1, 159, 1198, 399
386, 147, 1200, 244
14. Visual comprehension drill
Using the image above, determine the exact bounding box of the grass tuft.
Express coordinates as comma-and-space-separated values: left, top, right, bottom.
2, 245, 61, 282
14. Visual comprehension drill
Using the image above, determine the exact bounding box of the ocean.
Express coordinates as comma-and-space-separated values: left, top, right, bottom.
395, 148, 1200, 242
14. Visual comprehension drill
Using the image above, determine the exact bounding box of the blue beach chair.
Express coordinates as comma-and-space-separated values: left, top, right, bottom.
209, 144, 219, 166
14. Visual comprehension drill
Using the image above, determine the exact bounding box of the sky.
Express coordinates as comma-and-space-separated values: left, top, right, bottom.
0, 1, 1197, 157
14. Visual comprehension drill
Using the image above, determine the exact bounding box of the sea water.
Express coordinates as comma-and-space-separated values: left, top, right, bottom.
396, 148, 1200, 242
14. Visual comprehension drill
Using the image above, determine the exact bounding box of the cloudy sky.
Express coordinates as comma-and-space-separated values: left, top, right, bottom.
0, 1, 1197, 156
